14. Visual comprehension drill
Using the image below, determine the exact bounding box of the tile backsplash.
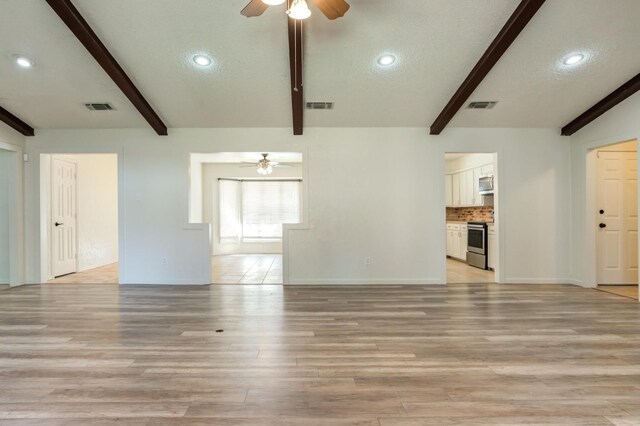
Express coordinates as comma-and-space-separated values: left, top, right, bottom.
446, 206, 494, 223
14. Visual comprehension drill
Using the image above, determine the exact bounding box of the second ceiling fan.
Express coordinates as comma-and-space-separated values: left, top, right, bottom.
241, 0, 350, 20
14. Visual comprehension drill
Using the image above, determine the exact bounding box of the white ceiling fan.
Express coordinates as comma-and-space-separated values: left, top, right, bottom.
240, 153, 293, 175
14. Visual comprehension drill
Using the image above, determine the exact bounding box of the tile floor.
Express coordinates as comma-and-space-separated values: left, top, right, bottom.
597, 285, 638, 300
211, 254, 283, 284
0, 284, 9, 291
446, 257, 495, 284
45, 256, 283, 285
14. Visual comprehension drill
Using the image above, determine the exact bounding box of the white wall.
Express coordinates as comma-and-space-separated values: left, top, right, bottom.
0, 151, 9, 283
42, 154, 118, 278
23, 127, 571, 285
201, 162, 303, 255
445, 153, 494, 173
76, 154, 119, 271
570, 91, 640, 287
189, 158, 203, 223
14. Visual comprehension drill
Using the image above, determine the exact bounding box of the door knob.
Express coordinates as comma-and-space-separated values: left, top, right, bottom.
599, 223, 606, 229
599, 209, 605, 214
55, 222, 63, 227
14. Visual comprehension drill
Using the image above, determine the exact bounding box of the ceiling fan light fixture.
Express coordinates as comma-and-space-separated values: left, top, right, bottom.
286, 0, 311, 20
262, 0, 286, 4
257, 164, 273, 175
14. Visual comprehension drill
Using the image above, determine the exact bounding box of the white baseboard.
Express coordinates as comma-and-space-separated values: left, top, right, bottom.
286, 278, 444, 285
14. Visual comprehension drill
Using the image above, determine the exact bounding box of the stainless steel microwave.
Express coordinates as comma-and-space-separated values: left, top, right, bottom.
479, 176, 494, 195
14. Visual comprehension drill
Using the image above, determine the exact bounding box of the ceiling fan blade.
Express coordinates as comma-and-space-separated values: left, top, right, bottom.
274, 164, 293, 168
240, 161, 258, 165
240, 164, 258, 168
312, 0, 350, 20
241, 0, 269, 17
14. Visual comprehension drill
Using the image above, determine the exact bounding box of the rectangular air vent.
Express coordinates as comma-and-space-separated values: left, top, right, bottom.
467, 101, 498, 110
306, 102, 334, 110
84, 103, 116, 111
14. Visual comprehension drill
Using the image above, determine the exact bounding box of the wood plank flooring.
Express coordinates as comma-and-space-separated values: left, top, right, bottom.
0, 283, 639, 424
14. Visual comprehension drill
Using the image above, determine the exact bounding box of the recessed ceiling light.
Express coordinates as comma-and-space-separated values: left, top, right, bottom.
193, 55, 212, 67
15, 56, 33, 68
262, 0, 285, 4
377, 54, 396, 66
563, 53, 585, 66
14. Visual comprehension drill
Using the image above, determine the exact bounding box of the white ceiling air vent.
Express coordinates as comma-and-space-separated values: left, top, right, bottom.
306, 102, 334, 110
467, 101, 498, 110
84, 102, 116, 111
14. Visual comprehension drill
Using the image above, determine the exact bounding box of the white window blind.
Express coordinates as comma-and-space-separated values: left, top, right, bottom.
219, 180, 301, 241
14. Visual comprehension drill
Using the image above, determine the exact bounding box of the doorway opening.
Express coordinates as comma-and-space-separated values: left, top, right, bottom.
444, 152, 498, 284
589, 140, 638, 300
40, 154, 119, 284
189, 152, 303, 285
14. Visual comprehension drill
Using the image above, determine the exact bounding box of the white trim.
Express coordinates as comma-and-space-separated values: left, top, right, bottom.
286, 278, 444, 285
442, 151, 501, 284
581, 138, 639, 293
37, 150, 124, 284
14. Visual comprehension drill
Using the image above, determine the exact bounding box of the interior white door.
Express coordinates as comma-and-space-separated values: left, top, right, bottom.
596, 151, 638, 285
52, 157, 77, 278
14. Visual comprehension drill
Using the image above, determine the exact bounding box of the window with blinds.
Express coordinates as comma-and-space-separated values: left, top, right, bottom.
219, 180, 302, 242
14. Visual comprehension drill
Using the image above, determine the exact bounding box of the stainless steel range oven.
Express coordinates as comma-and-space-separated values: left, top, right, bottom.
466, 222, 488, 270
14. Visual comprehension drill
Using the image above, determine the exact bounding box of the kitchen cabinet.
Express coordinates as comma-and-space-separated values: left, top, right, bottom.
459, 171, 468, 206
452, 173, 461, 206
445, 162, 495, 208
446, 223, 467, 261
472, 168, 481, 206
446, 225, 454, 257
445, 174, 453, 207
488, 224, 496, 270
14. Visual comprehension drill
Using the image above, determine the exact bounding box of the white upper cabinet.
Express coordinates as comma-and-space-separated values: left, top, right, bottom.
452, 173, 461, 207
445, 162, 495, 208
445, 174, 453, 207
472, 168, 482, 206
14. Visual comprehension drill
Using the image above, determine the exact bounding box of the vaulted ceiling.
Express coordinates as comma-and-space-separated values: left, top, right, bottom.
1, 0, 639, 132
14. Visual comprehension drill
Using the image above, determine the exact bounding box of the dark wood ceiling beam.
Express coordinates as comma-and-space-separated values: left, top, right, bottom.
429, 0, 546, 135
287, 13, 304, 136
0, 106, 35, 137
45, 0, 168, 136
561, 73, 640, 136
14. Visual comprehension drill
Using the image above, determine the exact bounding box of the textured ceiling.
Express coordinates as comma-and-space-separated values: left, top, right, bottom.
0, 0, 639, 130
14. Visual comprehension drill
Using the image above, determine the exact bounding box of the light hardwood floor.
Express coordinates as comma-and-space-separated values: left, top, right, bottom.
212, 254, 283, 284
447, 257, 495, 284
0, 282, 639, 424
